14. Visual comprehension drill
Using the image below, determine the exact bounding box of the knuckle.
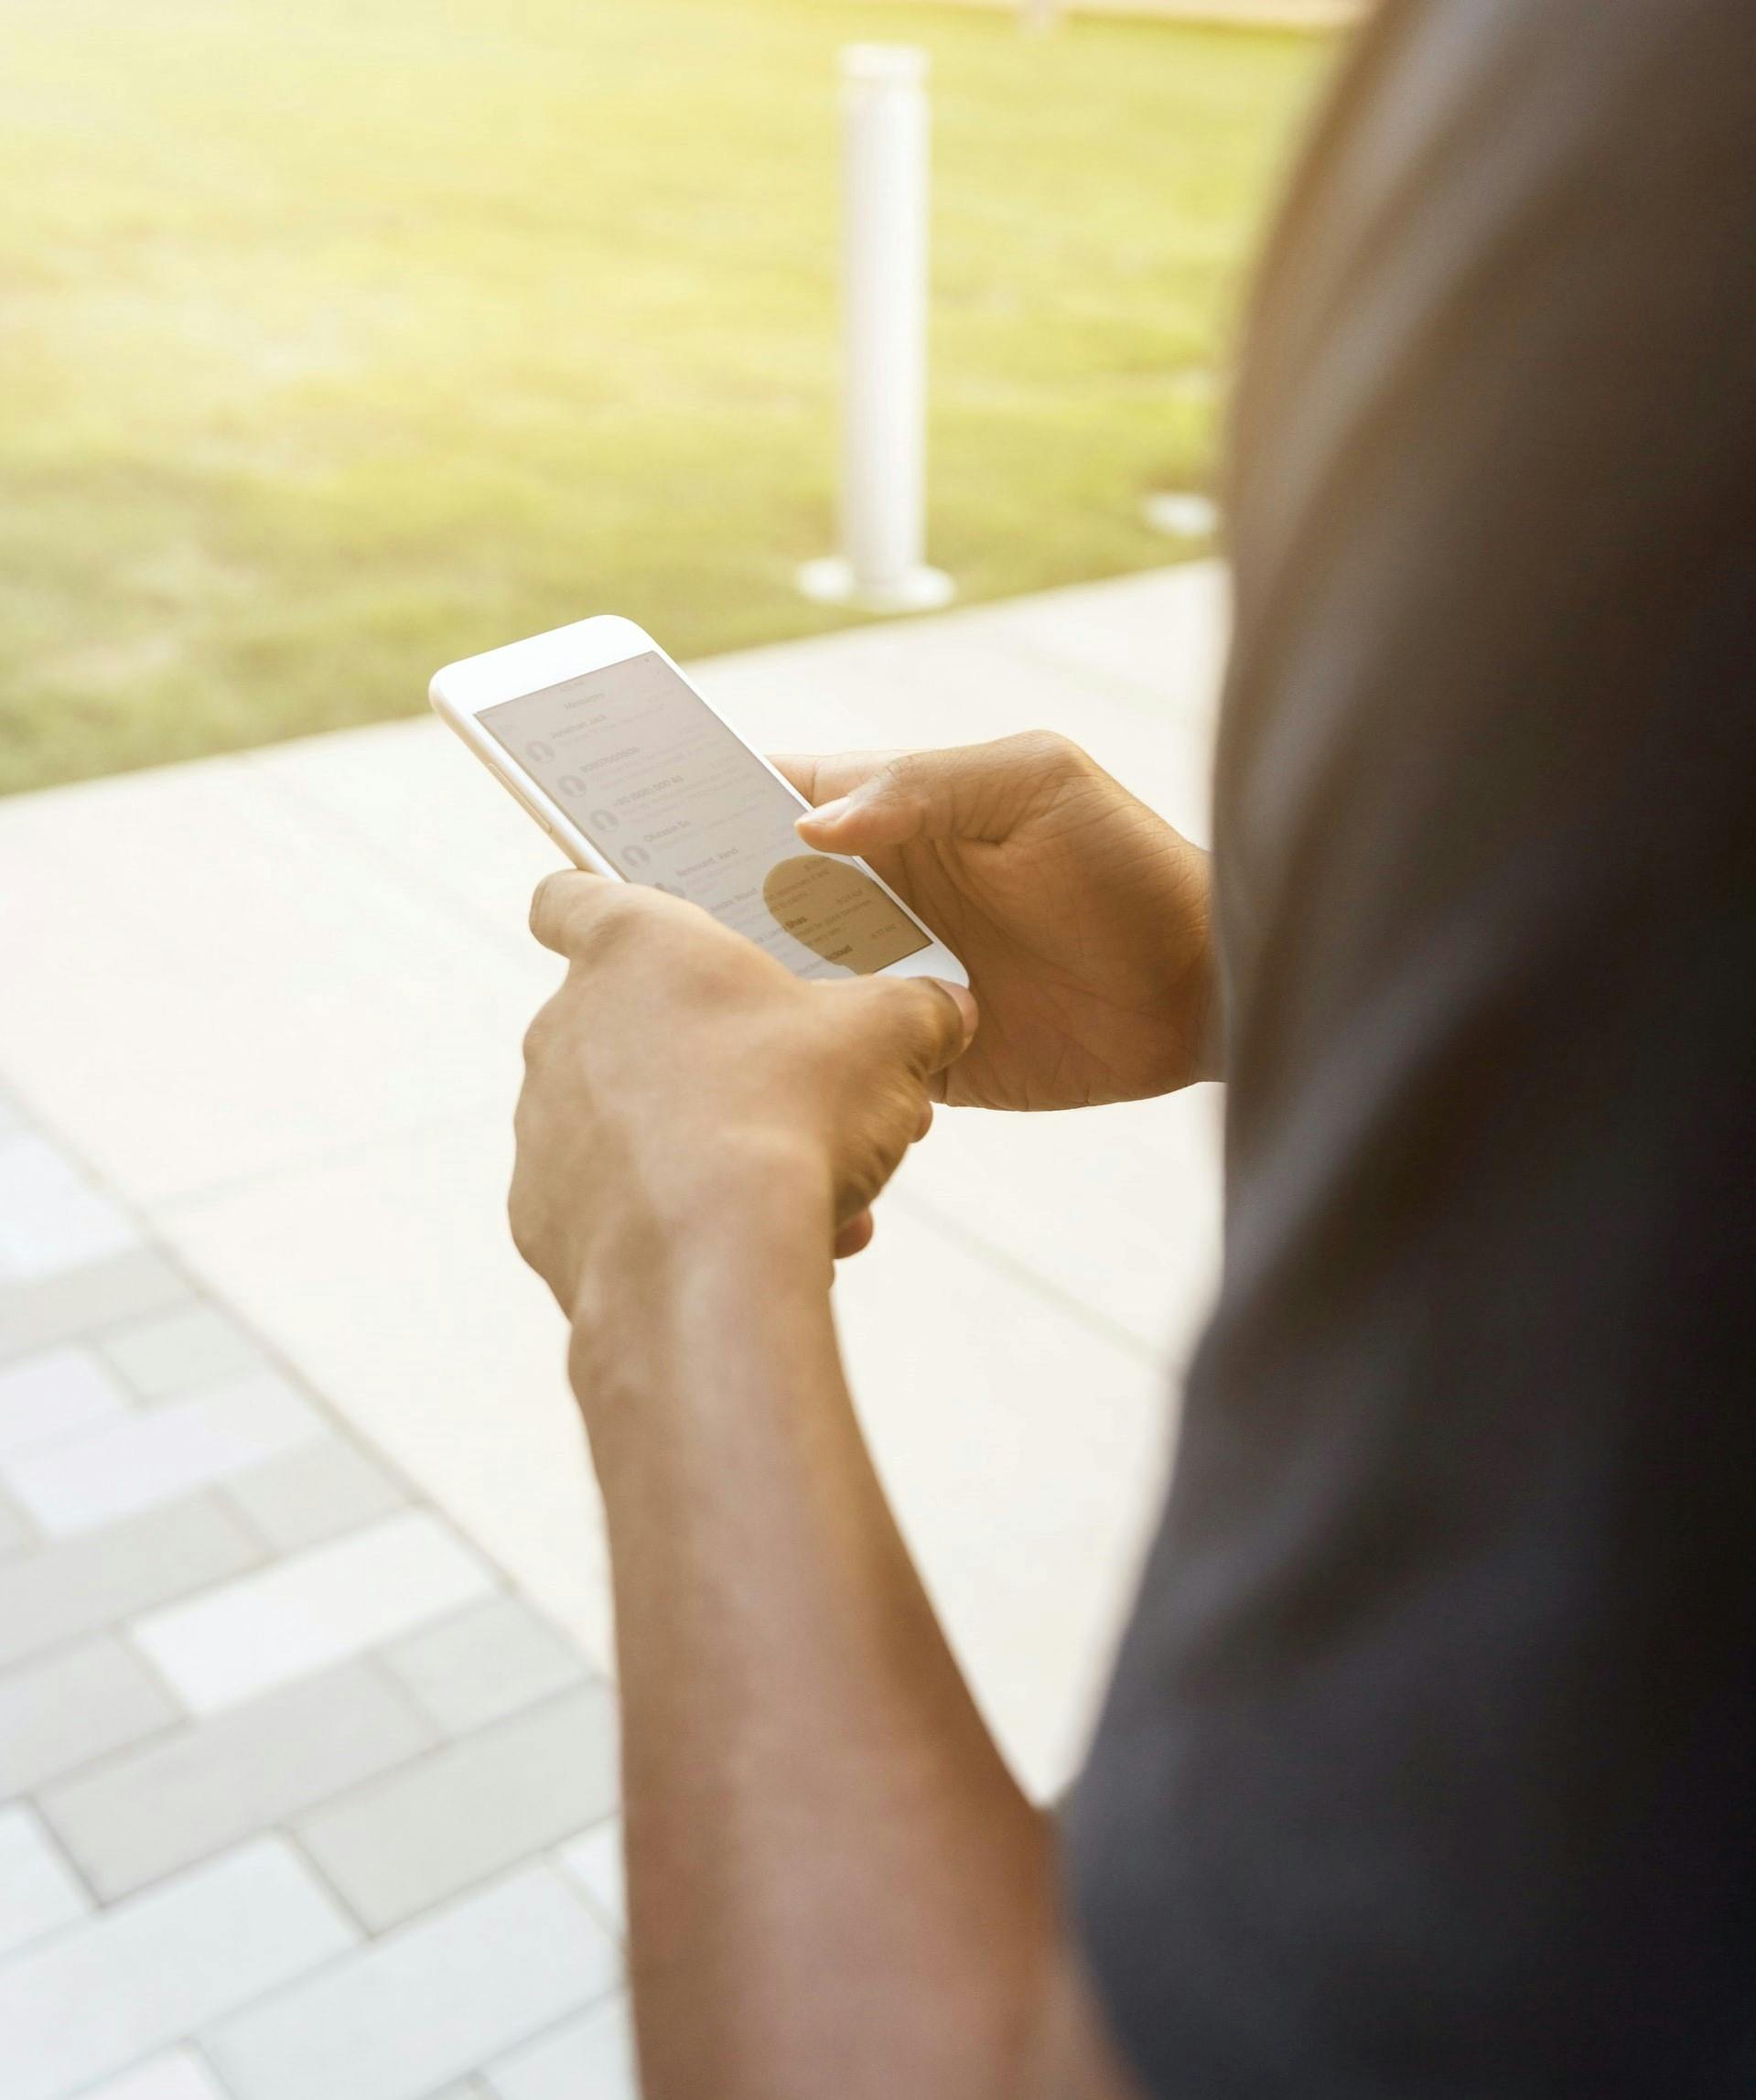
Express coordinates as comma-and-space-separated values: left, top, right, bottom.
520, 994, 566, 1071
579, 891, 641, 958
573, 887, 652, 969
532, 870, 652, 962
531, 873, 591, 953
528, 871, 573, 942
508, 1198, 546, 1274
1006, 728, 1085, 778
877, 751, 932, 807
505, 1158, 543, 1259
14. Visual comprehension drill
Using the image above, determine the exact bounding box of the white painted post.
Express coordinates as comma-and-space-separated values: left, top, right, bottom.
799, 45, 953, 614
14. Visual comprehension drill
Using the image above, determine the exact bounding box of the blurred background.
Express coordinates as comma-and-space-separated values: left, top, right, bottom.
2, 0, 1332, 793
0, 5, 1347, 2097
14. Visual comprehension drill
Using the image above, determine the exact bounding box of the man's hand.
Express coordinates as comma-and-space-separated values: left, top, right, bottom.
510, 870, 976, 1319
507, 867, 1141, 2100
777, 733, 1214, 1112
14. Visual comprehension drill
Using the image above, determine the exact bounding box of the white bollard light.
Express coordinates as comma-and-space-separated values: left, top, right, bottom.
799, 45, 953, 614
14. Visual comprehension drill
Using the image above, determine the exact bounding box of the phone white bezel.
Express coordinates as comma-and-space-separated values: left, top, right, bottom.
429, 614, 968, 986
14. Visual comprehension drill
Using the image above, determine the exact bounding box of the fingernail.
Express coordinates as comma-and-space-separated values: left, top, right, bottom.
797, 795, 851, 832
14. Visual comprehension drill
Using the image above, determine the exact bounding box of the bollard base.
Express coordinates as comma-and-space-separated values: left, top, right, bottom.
797, 557, 955, 614
1141, 491, 1220, 541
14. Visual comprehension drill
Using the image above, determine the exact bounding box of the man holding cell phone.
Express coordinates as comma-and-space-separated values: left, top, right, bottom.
503, 2, 1756, 2095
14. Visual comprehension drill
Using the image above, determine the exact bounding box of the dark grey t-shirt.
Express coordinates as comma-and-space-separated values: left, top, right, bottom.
1070, 3, 1756, 2093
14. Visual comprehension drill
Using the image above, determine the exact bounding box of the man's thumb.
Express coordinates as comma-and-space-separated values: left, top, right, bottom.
882, 975, 978, 1076
794, 748, 1005, 851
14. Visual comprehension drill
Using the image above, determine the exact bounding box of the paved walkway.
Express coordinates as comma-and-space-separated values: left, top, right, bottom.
0, 1089, 630, 2099
0, 562, 1228, 2096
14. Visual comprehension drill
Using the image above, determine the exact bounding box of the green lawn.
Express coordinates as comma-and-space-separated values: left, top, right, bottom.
0, 0, 1332, 795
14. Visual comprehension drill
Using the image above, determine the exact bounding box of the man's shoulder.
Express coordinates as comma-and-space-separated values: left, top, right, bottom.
1244, 0, 1756, 381
1229, 0, 1756, 608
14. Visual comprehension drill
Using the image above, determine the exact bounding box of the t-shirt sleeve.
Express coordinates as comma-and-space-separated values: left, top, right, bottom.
1069, 5, 1756, 2094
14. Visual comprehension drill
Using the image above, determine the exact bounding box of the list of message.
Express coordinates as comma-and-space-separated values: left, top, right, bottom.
479, 652, 929, 978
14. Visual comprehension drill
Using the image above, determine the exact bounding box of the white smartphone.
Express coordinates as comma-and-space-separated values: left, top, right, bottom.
429, 615, 966, 986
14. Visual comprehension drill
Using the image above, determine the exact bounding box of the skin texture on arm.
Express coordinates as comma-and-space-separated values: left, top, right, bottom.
509, 738, 1207, 2096
573, 1190, 1140, 2100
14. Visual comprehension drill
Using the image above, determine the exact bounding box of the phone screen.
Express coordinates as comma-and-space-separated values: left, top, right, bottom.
478, 651, 931, 980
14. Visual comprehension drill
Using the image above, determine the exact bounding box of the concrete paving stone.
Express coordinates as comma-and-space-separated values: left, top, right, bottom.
100, 1305, 268, 1403
485, 1996, 637, 2100
963, 562, 1229, 716
157, 1115, 617, 1679
162, 1087, 1178, 1793
246, 720, 558, 964
555, 1817, 624, 1936
894, 1087, 1223, 1358
10, 576, 1226, 1805
0, 1836, 357, 2100
222, 1434, 404, 1555
80, 2050, 230, 2100
0, 1247, 192, 1367
0, 1345, 134, 1457
381, 1595, 587, 1738
297, 1681, 619, 1932
206, 1864, 619, 2100
132, 1508, 494, 1714
0, 1635, 180, 1801
827, 1201, 1176, 1801
42, 1658, 439, 1901
0, 1131, 141, 1284
0, 761, 538, 1209
0, 1804, 91, 1959
2, 1369, 324, 1537
0, 1492, 263, 1674
695, 612, 1215, 847
0, 1484, 32, 1558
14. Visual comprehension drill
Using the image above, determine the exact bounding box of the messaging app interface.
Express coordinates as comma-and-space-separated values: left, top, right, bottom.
479, 652, 930, 979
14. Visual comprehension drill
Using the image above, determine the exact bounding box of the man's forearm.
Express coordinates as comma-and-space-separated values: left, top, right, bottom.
570, 1181, 1120, 2099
